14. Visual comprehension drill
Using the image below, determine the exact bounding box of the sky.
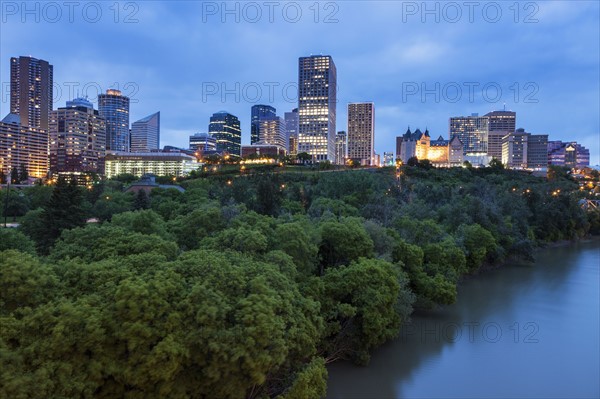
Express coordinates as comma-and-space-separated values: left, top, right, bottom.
1, 0, 599, 164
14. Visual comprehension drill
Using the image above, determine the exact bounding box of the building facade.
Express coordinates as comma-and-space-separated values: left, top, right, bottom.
98, 89, 130, 152
347, 102, 375, 165
104, 152, 200, 178
0, 113, 49, 179
485, 110, 516, 160
208, 111, 241, 156
298, 55, 337, 162
449, 114, 489, 155
130, 112, 160, 152
241, 145, 286, 159
10, 56, 53, 130
49, 98, 106, 174
548, 141, 590, 168
258, 117, 287, 149
335, 131, 347, 165
383, 152, 394, 166
502, 129, 548, 169
251, 105, 276, 145
284, 108, 299, 154
189, 132, 217, 154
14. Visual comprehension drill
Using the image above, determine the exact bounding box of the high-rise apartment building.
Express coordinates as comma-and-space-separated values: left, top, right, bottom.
0, 113, 48, 179
208, 111, 241, 156
298, 55, 337, 162
251, 105, 276, 145
449, 113, 489, 155
485, 110, 516, 160
130, 112, 160, 152
10, 56, 53, 130
335, 131, 347, 165
98, 89, 130, 152
284, 108, 299, 154
49, 98, 106, 174
347, 103, 375, 165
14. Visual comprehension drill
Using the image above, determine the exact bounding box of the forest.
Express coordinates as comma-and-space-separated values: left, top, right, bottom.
1, 163, 598, 398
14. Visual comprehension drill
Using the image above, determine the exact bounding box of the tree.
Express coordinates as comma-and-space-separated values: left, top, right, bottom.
10, 168, 19, 184
0, 170, 5, 184
489, 158, 504, 171
274, 222, 319, 276
133, 189, 150, 210
110, 209, 171, 240
407, 156, 419, 167
297, 152, 312, 164
318, 218, 374, 272
0, 228, 36, 254
18, 163, 28, 183
36, 177, 87, 253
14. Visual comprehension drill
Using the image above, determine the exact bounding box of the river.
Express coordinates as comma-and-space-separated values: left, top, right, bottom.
327, 239, 600, 399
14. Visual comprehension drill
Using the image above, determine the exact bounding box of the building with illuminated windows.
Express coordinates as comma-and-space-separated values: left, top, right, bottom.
502, 129, 548, 170
99, 89, 130, 152
49, 98, 106, 174
335, 131, 347, 165
485, 110, 516, 160
285, 108, 299, 154
104, 152, 200, 178
298, 55, 337, 162
0, 113, 49, 179
131, 112, 160, 152
383, 152, 394, 166
548, 141, 590, 168
258, 117, 287, 150
251, 105, 276, 145
449, 114, 489, 155
189, 132, 217, 156
347, 103, 375, 165
208, 111, 241, 156
10, 56, 53, 131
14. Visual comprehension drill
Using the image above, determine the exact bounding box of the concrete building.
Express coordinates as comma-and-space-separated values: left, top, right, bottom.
98, 89, 130, 152
104, 151, 200, 178
10, 56, 53, 131
383, 152, 394, 166
241, 145, 286, 159
0, 113, 49, 179
208, 111, 241, 156
485, 110, 516, 160
298, 55, 337, 162
347, 103, 375, 165
130, 112, 160, 152
502, 129, 548, 169
189, 132, 217, 155
284, 108, 299, 154
49, 98, 106, 174
258, 117, 287, 149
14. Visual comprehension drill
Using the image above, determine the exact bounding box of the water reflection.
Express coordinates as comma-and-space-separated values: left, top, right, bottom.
327, 239, 600, 399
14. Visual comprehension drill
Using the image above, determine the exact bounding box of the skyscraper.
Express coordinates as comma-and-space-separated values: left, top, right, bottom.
502, 129, 548, 169
131, 112, 160, 152
347, 102, 375, 165
298, 55, 337, 162
208, 111, 242, 156
98, 89, 130, 152
10, 56, 54, 130
284, 108, 299, 154
251, 105, 276, 145
485, 110, 516, 160
335, 131, 347, 165
449, 113, 489, 155
258, 117, 286, 149
49, 98, 106, 174
0, 113, 48, 179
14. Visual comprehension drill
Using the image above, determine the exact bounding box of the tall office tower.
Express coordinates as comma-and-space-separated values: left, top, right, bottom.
131, 112, 160, 152
98, 89, 130, 152
502, 129, 548, 169
251, 105, 276, 145
0, 113, 48, 179
485, 110, 516, 159
335, 131, 347, 165
449, 113, 489, 155
347, 102, 375, 165
10, 56, 54, 130
49, 98, 106, 174
284, 108, 299, 153
208, 111, 242, 156
258, 117, 286, 149
298, 55, 337, 162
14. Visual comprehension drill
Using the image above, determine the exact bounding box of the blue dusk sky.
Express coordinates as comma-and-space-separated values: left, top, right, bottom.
1, 1, 599, 164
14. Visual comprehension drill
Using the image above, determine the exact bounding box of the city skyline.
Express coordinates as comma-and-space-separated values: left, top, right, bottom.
2, 2, 597, 164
